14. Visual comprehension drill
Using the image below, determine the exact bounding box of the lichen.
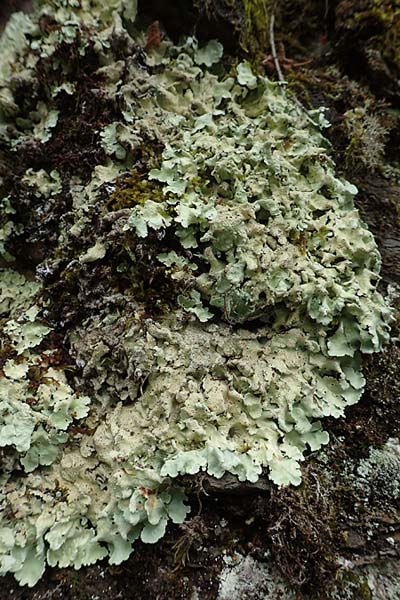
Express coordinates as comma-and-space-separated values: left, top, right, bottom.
0, 269, 90, 475
218, 552, 296, 600
352, 438, 400, 503
0, 0, 393, 588
343, 105, 390, 172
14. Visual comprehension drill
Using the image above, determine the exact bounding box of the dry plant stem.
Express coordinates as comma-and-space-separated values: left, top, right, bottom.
269, 13, 284, 82
267, 10, 315, 123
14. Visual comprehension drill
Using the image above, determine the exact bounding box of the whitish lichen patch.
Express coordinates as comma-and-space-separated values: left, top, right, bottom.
0, 0, 392, 587
218, 553, 296, 600
0, 269, 90, 475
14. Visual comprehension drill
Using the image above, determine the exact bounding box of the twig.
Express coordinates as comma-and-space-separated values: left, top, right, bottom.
324, 0, 329, 21
267, 8, 326, 128
269, 13, 284, 83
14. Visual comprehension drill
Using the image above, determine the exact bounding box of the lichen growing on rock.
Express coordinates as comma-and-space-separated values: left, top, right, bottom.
218, 552, 296, 600
0, 0, 393, 587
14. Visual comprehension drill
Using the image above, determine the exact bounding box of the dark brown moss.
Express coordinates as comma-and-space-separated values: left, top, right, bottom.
335, 0, 400, 100
18, 42, 117, 180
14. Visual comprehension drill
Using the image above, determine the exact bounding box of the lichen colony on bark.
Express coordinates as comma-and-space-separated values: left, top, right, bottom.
0, 0, 392, 588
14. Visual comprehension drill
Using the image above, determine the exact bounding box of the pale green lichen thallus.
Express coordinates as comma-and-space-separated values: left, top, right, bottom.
0, 0, 392, 587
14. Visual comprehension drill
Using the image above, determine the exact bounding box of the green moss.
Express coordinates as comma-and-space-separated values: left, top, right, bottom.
337, 572, 372, 600
241, 0, 270, 53
107, 171, 167, 211
196, 0, 271, 56
354, 0, 400, 69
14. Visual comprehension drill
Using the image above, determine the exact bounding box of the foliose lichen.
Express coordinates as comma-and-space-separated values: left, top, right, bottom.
0, 0, 392, 587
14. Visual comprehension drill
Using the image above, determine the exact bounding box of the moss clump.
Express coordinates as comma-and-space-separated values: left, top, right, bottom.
106, 170, 168, 211
194, 0, 270, 56
335, 0, 400, 98
237, 0, 270, 53
353, 0, 400, 70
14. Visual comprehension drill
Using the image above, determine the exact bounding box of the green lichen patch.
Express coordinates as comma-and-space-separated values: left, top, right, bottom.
0, 0, 393, 589
0, 269, 90, 477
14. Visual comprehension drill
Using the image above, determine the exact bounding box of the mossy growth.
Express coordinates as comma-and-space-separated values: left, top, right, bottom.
352, 0, 400, 71
195, 0, 271, 56
237, 0, 270, 53
274, 0, 327, 56
106, 170, 168, 211
335, 0, 400, 98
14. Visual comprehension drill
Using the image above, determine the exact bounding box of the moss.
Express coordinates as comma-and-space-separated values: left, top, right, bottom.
195, 0, 324, 60
335, 572, 373, 600
240, 0, 270, 53
353, 0, 400, 70
194, 0, 271, 57
335, 0, 400, 98
106, 170, 168, 211
274, 0, 327, 56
